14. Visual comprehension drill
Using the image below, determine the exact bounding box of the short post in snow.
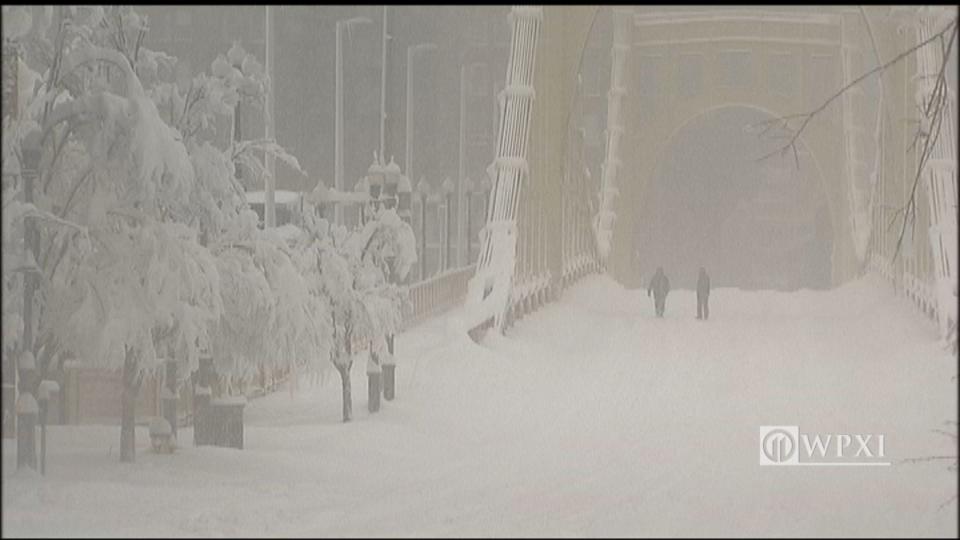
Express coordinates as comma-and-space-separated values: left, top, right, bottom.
193, 355, 214, 446
367, 346, 381, 413
36, 380, 59, 474
382, 334, 396, 401
162, 359, 178, 440
16, 351, 38, 471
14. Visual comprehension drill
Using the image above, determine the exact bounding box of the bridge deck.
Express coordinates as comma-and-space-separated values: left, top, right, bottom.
3, 275, 955, 536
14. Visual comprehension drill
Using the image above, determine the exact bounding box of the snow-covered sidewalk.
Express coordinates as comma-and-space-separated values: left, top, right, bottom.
3, 274, 956, 537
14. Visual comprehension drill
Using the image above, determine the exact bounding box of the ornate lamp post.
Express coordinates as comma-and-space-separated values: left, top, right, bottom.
335, 16, 373, 226
367, 156, 385, 212
441, 177, 456, 271
354, 176, 370, 226
363, 157, 386, 414
17, 137, 41, 471
397, 170, 413, 226
308, 177, 333, 220
383, 156, 401, 211
382, 157, 404, 402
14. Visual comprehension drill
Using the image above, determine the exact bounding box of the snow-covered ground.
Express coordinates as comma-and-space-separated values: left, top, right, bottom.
3, 274, 957, 537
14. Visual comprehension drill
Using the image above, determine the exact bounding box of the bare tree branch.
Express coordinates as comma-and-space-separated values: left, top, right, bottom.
755, 17, 958, 165
891, 21, 955, 261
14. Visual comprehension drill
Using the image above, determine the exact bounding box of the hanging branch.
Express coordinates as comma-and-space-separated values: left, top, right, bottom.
750, 16, 957, 165
891, 22, 956, 261
749, 15, 958, 264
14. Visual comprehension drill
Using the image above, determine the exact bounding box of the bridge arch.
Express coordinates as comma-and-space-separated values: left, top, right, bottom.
608, 8, 861, 289
634, 103, 835, 290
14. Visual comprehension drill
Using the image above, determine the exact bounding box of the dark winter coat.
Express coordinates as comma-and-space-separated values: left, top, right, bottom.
648, 270, 670, 299
697, 269, 710, 298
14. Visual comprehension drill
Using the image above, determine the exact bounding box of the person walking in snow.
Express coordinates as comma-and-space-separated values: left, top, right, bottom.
696, 267, 711, 320
647, 266, 670, 317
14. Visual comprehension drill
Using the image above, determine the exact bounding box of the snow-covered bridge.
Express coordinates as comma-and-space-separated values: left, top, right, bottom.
448, 5, 956, 343
4, 273, 956, 536
1, 5, 956, 537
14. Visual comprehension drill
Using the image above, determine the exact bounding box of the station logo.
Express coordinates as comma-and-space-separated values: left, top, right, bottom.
759, 425, 889, 466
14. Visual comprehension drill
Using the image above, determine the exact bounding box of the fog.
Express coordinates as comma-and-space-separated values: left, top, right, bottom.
636, 106, 833, 291
131, 5, 956, 293
2, 5, 956, 537
138, 6, 513, 197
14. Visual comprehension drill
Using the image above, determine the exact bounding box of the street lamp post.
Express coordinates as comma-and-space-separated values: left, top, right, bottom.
264, 5, 276, 228
379, 6, 389, 161
335, 16, 373, 226
416, 177, 431, 280
463, 176, 475, 264
397, 169, 412, 227
441, 177, 455, 271
405, 43, 437, 187
458, 62, 482, 266
354, 176, 370, 226
382, 156, 402, 402
367, 156, 385, 213
383, 156, 401, 211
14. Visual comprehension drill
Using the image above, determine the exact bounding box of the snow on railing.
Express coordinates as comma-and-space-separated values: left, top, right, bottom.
867, 9, 958, 340
915, 9, 958, 339
594, 8, 632, 264
464, 6, 543, 333
404, 264, 477, 329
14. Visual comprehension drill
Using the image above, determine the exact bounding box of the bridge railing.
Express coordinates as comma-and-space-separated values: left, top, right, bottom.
404, 264, 476, 329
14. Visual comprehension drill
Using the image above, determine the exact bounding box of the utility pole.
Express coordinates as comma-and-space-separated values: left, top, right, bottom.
379, 5, 389, 161
458, 63, 467, 267
405, 43, 437, 185
335, 16, 373, 226
335, 19, 344, 226
264, 5, 276, 228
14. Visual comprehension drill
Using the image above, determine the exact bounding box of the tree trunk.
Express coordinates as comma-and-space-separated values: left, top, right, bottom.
120, 349, 138, 463
367, 371, 381, 413
336, 363, 352, 423
162, 360, 178, 440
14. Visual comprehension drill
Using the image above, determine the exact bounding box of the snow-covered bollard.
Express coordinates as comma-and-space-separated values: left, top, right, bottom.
162, 360, 178, 439
382, 334, 396, 401
16, 392, 38, 471
149, 417, 175, 454
209, 397, 246, 449
37, 380, 59, 475
367, 352, 382, 413
193, 384, 212, 446
16, 351, 38, 471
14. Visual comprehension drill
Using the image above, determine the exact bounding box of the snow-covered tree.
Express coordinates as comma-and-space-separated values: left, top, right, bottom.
292, 206, 415, 422
2, 6, 321, 461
